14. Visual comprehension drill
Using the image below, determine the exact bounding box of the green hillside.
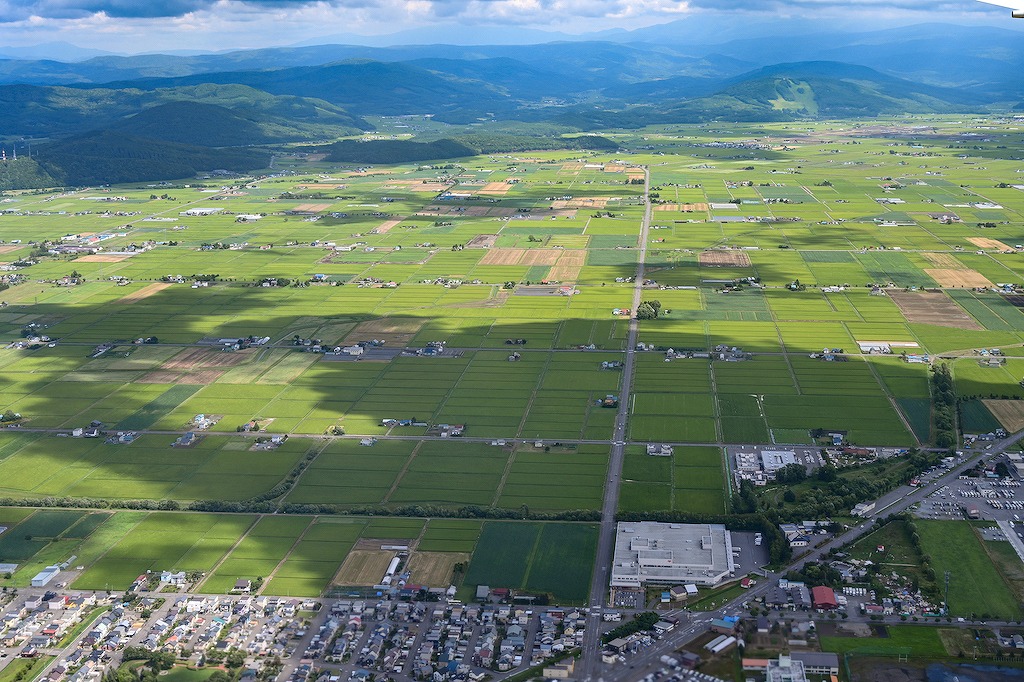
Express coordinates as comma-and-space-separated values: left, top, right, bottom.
34, 130, 270, 186
0, 83, 368, 139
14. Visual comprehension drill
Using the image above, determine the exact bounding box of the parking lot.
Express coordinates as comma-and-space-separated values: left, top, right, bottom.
915, 474, 1024, 522
730, 531, 771, 574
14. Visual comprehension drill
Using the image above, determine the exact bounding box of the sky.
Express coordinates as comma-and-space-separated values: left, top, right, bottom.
0, 0, 1018, 54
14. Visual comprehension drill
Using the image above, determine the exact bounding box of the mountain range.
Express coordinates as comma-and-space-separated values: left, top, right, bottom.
1, 21, 1022, 187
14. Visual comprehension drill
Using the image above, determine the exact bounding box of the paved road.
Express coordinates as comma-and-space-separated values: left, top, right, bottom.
579, 166, 653, 681
11, 337, 991, 363
9, 425, 943, 457
594, 437, 1024, 680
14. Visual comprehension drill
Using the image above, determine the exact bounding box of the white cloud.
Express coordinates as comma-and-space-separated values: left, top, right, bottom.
0, 0, 1014, 52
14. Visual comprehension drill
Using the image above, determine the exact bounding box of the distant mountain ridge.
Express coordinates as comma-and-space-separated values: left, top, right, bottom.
1, 22, 1020, 188
0, 82, 368, 139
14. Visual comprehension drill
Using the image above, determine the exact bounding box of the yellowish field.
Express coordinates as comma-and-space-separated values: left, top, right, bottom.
335, 550, 396, 586
552, 197, 610, 209
480, 249, 526, 265
519, 250, 562, 266
75, 253, 134, 263
115, 282, 172, 304
477, 182, 514, 195
983, 400, 1024, 433
922, 253, 965, 269
406, 552, 469, 586
968, 237, 1013, 251
925, 269, 993, 288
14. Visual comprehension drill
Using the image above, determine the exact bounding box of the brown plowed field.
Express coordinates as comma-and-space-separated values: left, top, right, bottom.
888, 291, 982, 329
162, 347, 254, 370
699, 251, 752, 267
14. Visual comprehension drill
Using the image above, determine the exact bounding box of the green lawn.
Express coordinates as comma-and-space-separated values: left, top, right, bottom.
820, 626, 948, 657
918, 520, 1023, 620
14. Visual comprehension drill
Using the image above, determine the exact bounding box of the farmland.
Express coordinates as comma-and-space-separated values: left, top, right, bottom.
2, 117, 1024, 600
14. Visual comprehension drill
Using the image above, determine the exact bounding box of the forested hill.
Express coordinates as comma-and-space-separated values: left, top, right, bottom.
34, 131, 271, 186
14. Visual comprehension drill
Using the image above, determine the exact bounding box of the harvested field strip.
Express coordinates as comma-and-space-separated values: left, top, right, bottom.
375, 220, 401, 233
480, 249, 526, 265
335, 550, 395, 585
75, 254, 134, 263
924, 269, 993, 288
519, 250, 562, 266
406, 552, 469, 586
968, 237, 1012, 251
982, 399, 1024, 433
922, 253, 966, 269
162, 347, 254, 370
115, 283, 171, 304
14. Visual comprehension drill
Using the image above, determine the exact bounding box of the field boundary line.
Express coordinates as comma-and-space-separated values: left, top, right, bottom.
70, 511, 151, 588
193, 515, 262, 593
864, 357, 922, 448
778, 336, 802, 396
491, 443, 521, 507
279, 437, 334, 503
517, 522, 546, 590
382, 441, 425, 505
258, 516, 317, 592
513, 348, 557, 440
708, 360, 723, 444
411, 520, 430, 550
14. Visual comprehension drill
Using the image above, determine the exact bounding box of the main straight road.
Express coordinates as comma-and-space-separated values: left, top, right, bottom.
579, 166, 653, 680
